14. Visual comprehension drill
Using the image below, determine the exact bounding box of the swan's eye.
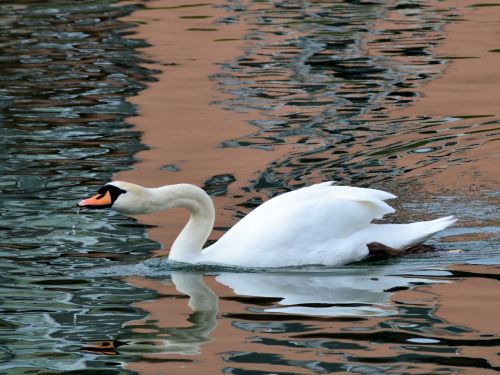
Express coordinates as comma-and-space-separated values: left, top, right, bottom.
97, 185, 126, 198
103, 185, 127, 201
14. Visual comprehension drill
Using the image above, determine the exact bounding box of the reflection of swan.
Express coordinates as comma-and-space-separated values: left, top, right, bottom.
168, 272, 218, 349
216, 269, 438, 317
78, 181, 456, 267
118, 269, 443, 357
121, 272, 218, 355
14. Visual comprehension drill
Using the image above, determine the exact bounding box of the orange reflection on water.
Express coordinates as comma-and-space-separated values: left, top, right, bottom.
119, 263, 500, 374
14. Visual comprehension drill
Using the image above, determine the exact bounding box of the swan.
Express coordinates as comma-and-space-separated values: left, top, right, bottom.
77, 181, 456, 267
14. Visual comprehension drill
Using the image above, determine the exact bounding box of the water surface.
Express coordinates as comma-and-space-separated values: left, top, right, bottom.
0, 1, 498, 374
0, 1, 159, 373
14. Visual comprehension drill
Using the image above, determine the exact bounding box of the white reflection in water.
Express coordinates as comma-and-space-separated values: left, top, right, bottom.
132, 268, 445, 355
216, 268, 442, 317
123, 273, 219, 355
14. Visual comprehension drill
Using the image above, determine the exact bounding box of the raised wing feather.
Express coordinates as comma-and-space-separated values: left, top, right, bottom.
241, 182, 396, 223
202, 183, 397, 266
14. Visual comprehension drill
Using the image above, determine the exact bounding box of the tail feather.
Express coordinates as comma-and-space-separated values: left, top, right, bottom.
364, 216, 457, 251
402, 215, 457, 250
423, 215, 457, 233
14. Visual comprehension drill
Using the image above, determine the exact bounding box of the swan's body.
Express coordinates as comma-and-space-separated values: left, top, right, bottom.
78, 181, 456, 267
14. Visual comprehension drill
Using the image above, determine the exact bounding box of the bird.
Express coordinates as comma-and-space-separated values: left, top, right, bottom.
77, 181, 456, 268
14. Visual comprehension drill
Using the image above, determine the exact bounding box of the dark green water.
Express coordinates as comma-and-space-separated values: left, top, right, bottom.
0, 1, 498, 374
0, 1, 159, 373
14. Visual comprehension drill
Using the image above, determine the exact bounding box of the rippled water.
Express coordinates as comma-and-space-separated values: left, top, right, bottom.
0, 1, 159, 373
212, 1, 498, 194
0, 0, 498, 374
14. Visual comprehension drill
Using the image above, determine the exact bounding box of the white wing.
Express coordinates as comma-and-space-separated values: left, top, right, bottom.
201, 183, 397, 267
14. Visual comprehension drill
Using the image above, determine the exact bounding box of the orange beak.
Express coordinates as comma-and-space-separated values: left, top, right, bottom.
78, 191, 112, 209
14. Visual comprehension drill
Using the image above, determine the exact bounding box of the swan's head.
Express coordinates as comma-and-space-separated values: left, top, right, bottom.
77, 181, 152, 215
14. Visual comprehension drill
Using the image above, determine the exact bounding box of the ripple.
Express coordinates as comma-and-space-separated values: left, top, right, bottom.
0, 1, 498, 374
0, 1, 158, 372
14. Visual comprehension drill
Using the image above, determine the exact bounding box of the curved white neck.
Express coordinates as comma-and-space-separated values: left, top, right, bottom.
150, 184, 215, 263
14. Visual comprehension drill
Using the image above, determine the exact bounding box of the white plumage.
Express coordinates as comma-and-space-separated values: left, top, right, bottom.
79, 181, 456, 267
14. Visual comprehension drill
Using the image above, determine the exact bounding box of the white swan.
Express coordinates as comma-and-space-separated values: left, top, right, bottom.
78, 181, 456, 267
